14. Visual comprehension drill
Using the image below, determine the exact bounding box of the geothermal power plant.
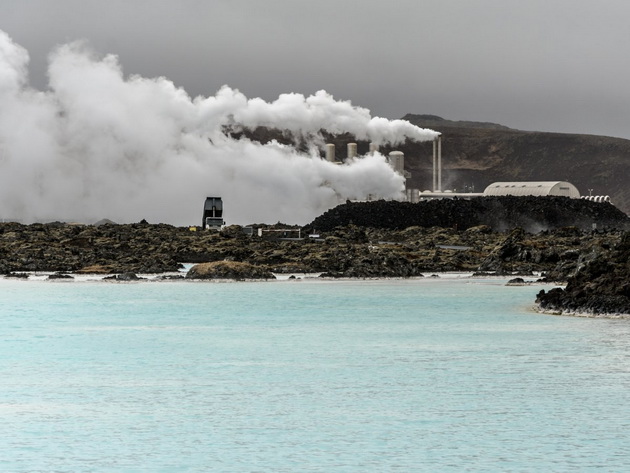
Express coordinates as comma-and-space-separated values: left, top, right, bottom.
204, 133, 612, 231
324, 135, 610, 205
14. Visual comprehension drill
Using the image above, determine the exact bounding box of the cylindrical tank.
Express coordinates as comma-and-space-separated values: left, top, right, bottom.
347, 143, 357, 159
369, 143, 379, 155
581, 195, 610, 203
325, 143, 336, 162
406, 188, 419, 203
388, 151, 404, 174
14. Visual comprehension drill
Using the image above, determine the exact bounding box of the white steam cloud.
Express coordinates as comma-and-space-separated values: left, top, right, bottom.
0, 30, 438, 226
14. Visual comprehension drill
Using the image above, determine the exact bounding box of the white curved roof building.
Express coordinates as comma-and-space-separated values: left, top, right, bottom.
483, 181, 580, 198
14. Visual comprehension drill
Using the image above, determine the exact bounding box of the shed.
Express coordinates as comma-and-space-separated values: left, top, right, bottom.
202, 196, 224, 230
483, 181, 580, 199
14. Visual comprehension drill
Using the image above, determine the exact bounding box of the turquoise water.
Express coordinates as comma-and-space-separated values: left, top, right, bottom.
1, 277, 629, 472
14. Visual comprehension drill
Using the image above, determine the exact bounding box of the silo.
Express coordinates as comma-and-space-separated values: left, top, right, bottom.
406, 188, 420, 203
388, 151, 404, 175
325, 143, 336, 162
347, 143, 358, 159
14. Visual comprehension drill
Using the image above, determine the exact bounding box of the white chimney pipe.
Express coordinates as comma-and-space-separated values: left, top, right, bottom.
388, 151, 404, 175
438, 135, 442, 192
347, 143, 357, 159
432, 138, 437, 191
325, 143, 336, 162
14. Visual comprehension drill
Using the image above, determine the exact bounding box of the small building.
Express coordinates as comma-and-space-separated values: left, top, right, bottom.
483, 181, 580, 199
202, 197, 224, 230
258, 227, 302, 240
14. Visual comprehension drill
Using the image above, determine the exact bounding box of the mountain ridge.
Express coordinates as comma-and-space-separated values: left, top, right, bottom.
402, 114, 513, 131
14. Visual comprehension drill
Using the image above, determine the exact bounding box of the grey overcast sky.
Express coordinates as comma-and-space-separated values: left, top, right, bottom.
2, 0, 630, 139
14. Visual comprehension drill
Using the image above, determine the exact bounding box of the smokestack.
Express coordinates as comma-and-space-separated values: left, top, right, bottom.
325, 143, 336, 162
432, 138, 437, 191
369, 142, 379, 155
347, 142, 357, 160
437, 135, 442, 192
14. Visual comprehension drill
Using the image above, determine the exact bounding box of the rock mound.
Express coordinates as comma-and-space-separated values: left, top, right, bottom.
307, 197, 629, 233
186, 261, 274, 280
536, 232, 630, 316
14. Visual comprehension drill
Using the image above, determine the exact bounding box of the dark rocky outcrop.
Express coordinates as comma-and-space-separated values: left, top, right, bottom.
475, 226, 618, 278
0, 199, 627, 287
307, 197, 629, 233
103, 272, 144, 281
506, 277, 527, 286
536, 232, 630, 316
0, 222, 186, 274
47, 273, 74, 280
186, 261, 274, 280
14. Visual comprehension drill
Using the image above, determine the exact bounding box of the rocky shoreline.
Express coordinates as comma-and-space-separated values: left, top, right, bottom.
536, 232, 630, 317
2, 197, 629, 315
0, 220, 624, 280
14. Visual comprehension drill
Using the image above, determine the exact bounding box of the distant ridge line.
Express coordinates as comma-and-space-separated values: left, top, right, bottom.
402, 114, 513, 131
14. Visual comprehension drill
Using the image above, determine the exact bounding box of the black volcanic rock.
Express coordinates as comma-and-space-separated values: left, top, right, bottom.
306, 197, 629, 233
104, 272, 143, 281
477, 228, 529, 272
47, 273, 74, 280
0, 197, 627, 280
536, 232, 630, 316
186, 261, 274, 280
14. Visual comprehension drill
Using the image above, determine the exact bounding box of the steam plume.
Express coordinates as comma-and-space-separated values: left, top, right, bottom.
0, 30, 438, 225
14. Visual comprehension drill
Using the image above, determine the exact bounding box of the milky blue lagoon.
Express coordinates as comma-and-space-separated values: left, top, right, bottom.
1, 277, 629, 472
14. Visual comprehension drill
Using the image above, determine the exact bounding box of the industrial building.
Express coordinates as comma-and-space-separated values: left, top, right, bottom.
483, 181, 581, 198
325, 136, 609, 205
419, 181, 582, 200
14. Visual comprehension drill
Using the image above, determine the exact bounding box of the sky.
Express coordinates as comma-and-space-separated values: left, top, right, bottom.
2, 0, 630, 139
0, 0, 629, 225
